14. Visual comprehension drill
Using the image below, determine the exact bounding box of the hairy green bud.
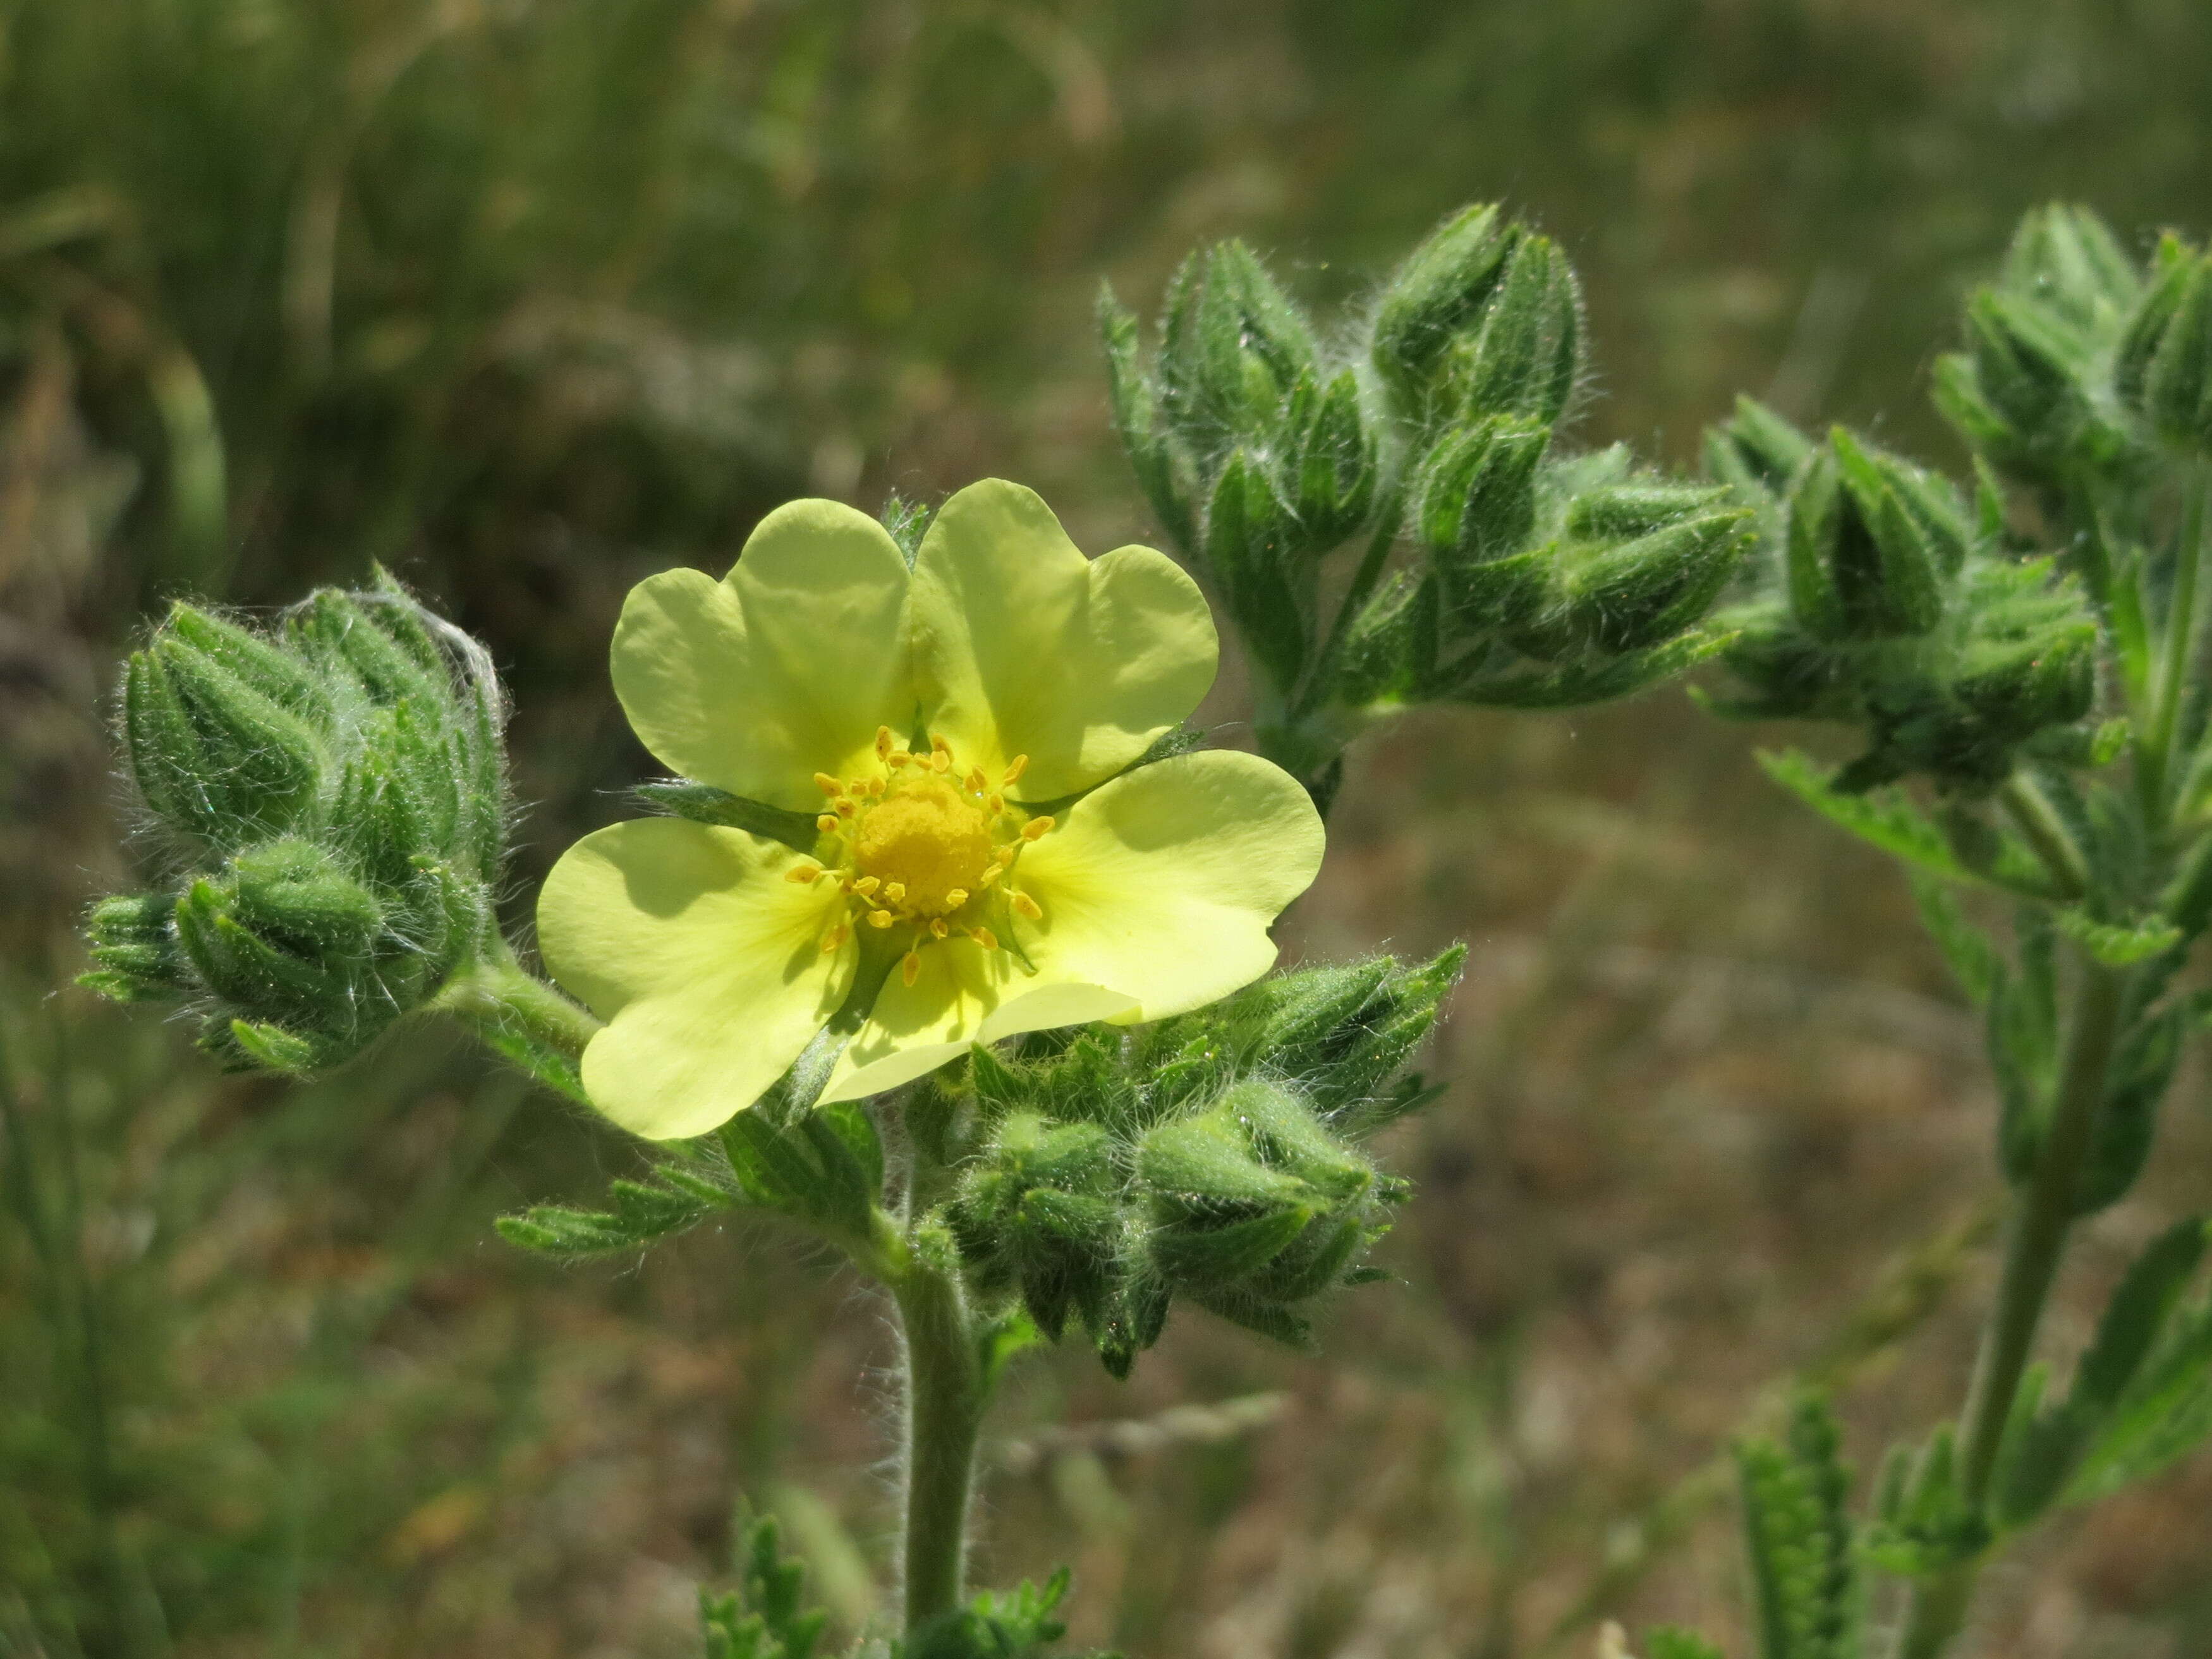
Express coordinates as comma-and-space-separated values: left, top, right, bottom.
2116, 234, 2212, 451
1413, 416, 1550, 627
1158, 240, 1318, 463
1440, 232, 1583, 428
1785, 432, 1947, 641
1371, 204, 1519, 413
1553, 500, 1753, 654
1280, 367, 1378, 547
1705, 394, 1816, 498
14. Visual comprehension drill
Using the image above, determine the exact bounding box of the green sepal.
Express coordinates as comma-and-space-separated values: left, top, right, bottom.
1442, 231, 1583, 427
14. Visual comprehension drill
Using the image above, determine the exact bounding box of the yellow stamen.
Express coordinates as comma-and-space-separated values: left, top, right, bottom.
815, 772, 842, 796
987, 794, 1004, 815
875, 726, 895, 760
930, 918, 949, 939
1021, 815, 1055, 841
968, 925, 999, 952
1002, 755, 1029, 786
817, 814, 839, 834
852, 875, 880, 896
966, 767, 988, 794
836, 799, 857, 818
944, 887, 968, 909
884, 880, 906, 904
784, 861, 823, 884
901, 949, 921, 986
1012, 890, 1043, 920
887, 750, 912, 769
930, 748, 951, 774
931, 732, 952, 755
820, 922, 849, 953
867, 909, 896, 930
978, 865, 1002, 888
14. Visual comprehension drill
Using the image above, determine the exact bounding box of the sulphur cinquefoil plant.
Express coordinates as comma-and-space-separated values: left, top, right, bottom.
1104, 204, 2212, 1658
85, 478, 1459, 1653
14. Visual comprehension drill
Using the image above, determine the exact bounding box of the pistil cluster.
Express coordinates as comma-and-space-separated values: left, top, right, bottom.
788, 727, 1053, 984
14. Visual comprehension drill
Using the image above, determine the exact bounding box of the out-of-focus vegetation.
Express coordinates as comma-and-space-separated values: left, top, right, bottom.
7, 1, 2212, 1655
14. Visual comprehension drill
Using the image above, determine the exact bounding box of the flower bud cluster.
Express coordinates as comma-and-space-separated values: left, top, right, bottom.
83, 572, 511, 1072
921, 950, 1462, 1377
1703, 403, 2098, 792
1101, 206, 1751, 787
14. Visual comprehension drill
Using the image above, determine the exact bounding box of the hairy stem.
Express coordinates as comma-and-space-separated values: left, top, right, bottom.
887, 1248, 989, 1631
1998, 774, 2089, 902
1892, 957, 2127, 1659
434, 937, 602, 1062
2137, 473, 2208, 827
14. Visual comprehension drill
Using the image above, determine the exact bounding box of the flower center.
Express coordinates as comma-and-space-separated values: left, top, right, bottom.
852, 779, 992, 917
786, 727, 1057, 987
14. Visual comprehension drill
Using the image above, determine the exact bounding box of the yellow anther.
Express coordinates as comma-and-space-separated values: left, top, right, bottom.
866, 909, 896, 930
820, 922, 849, 953
784, 861, 823, 884
930, 918, 949, 939
929, 748, 951, 773
884, 880, 906, 904
863, 777, 885, 796
1021, 815, 1055, 841
887, 750, 912, 769
986, 794, 1004, 815
1002, 755, 1030, 786
852, 875, 880, 896
817, 814, 840, 834
930, 732, 952, 754
978, 865, 1002, 889
1012, 890, 1043, 920
966, 767, 988, 794
815, 772, 842, 796
944, 887, 968, 909
836, 799, 858, 818
968, 925, 999, 952
875, 726, 895, 760
901, 949, 922, 986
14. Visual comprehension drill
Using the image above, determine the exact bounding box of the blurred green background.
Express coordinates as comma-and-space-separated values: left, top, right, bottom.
6, 1, 2212, 1654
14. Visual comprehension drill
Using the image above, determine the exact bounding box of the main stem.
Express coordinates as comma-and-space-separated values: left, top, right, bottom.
1891, 958, 2127, 1659
888, 1252, 988, 1631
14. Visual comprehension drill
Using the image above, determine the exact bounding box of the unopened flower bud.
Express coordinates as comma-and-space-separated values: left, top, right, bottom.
1280, 368, 1377, 546
80, 892, 190, 1002
1555, 496, 1753, 654
2116, 234, 2212, 452
1371, 204, 1518, 411
1442, 232, 1583, 427
1413, 416, 1550, 630
1785, 432, 1948, 641
1158, 240, 1318, 461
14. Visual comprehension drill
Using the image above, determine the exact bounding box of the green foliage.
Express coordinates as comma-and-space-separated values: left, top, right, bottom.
1734, 1396, 1861, 1659
895, 1568, 1117, 1659
84, 573, 511, 1073
1644, 1632, 1729, 1659
1103, 205, 1749, 797
1866, 1424, 1984, 1578
700, 1514, 829, 1659
1991, 1217, 2212, 1524
929, 951, 1461, 1377
501, 1095, 887, 1260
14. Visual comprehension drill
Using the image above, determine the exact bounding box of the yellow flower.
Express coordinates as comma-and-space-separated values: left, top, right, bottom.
537, 479, 1325, 1139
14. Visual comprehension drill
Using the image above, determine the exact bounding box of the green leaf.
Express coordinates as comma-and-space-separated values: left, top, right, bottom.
1905, 870, 2001, 1007
2053, 907, 2184, 968
1734, 1395, 1860, 1659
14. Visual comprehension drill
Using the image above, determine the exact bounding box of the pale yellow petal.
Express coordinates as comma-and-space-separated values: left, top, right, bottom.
817, 938, 1018, 1102
1009, 750, 1323, 1023
909, 479, 1216, 801
611, 499, 912, 811
537, 818, 854, 1139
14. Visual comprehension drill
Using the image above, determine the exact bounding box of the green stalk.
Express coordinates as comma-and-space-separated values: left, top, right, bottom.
1997, 774, 2089, 902
1891, 957, 2127, 1659
433, 938, 602, 1063
2136, 474, 2208, 827
885, 1247, 989, 1631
